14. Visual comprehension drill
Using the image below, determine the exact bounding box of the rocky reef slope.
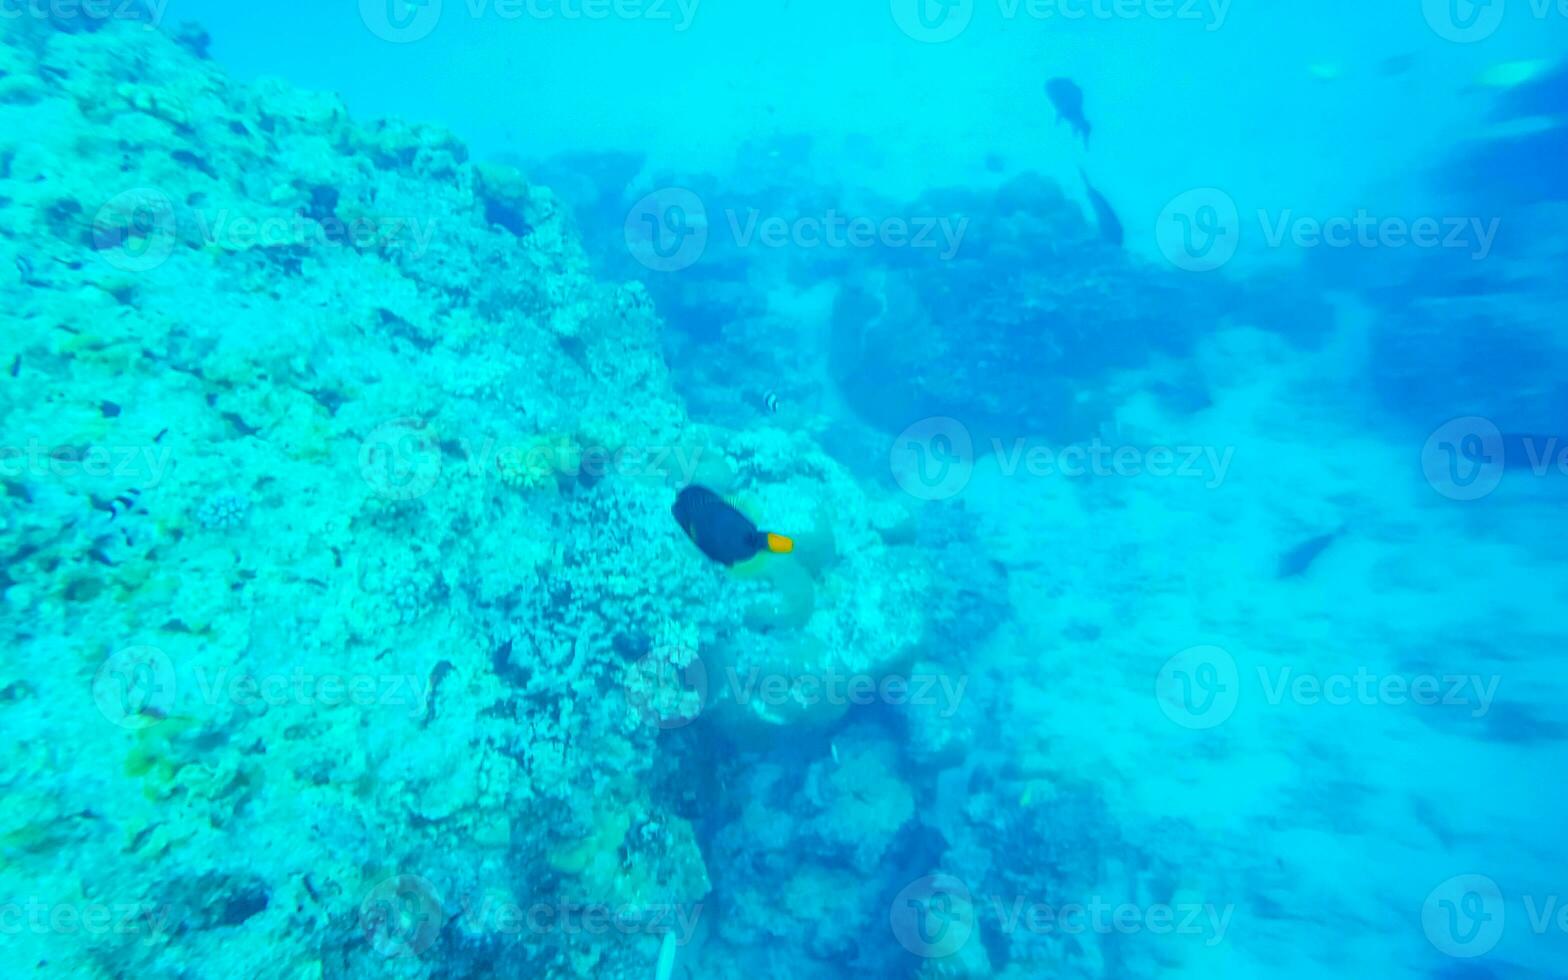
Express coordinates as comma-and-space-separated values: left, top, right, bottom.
0, 15, 981, 979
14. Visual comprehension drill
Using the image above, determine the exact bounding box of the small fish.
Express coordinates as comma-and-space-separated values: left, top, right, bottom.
1477, 59, 1553, 89
1307, 63, 1343, 82
1079, 169, 1123, 247
1045, 77, 1092, 147
1277, 527, 1345, 578
672, 485, 794, 567
93, 488, 143, 521
762, 390, 780, 414
1378, 53, 1416, 77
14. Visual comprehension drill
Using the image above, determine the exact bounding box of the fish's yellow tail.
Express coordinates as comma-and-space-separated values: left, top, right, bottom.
766, 533, 795, 555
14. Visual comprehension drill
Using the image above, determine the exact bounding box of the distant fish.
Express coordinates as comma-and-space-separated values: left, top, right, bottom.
1378, 53, 1416, 77
1079, 169, 1123, 247
1277, 527, 1345, 579
1307, 63, 1344, 82
762, 390, 780, 414
1045, 77, 1091, 147
1477, 59, 1554, 89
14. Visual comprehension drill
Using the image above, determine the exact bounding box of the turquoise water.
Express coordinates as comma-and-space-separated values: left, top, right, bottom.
3, 3, 1566, 978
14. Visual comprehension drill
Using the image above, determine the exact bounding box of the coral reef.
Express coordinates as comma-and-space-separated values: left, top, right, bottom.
0, 15, 969, 980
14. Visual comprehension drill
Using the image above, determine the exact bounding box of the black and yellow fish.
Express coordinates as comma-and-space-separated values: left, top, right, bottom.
673, 485, 794, 566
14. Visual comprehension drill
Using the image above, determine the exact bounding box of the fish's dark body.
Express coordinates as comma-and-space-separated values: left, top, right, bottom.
673, 485, 771, 566
1046, 77, 1092, 146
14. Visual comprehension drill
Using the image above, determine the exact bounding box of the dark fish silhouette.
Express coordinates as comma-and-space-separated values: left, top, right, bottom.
673, 485, 794, 567
1046, 77, 1092, 147
1277, 528, 1345, 578
1378, 53, 1417, 77
1079, 169, 1123, 247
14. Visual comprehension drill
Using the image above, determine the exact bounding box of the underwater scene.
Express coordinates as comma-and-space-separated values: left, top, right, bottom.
3, 2, 1567, 978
